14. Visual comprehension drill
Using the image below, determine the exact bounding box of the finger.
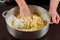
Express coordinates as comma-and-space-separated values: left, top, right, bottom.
52, 16, 56, 23
56, 15, 60, 24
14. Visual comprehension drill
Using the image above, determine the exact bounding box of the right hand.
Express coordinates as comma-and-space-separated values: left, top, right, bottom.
20, 6, 31, 17
15, 0, 31, 17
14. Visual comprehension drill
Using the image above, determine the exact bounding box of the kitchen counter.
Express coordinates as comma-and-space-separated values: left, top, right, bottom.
0, 4, 60, 40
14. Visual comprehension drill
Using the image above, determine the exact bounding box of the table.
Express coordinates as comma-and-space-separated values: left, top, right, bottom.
0, 4, 60, 40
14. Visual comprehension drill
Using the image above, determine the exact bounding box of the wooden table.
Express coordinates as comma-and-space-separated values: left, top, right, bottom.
0, 4, 60, 40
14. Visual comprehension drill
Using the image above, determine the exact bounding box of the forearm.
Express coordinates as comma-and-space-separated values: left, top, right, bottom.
50, 0, 60, 11
15, 0, 27, 7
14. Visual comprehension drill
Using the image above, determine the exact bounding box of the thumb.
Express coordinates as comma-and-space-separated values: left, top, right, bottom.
56, 15, 60, 24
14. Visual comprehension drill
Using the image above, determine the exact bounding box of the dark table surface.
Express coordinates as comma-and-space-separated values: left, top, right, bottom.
0, 4, 60, 40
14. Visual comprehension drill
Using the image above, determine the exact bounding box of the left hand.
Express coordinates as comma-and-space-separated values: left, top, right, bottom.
49, 10, 60, 24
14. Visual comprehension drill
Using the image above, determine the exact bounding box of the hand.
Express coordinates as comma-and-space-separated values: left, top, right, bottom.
15, 0, 31, 17
49, 10, 60, 24
20, 7, 31, 17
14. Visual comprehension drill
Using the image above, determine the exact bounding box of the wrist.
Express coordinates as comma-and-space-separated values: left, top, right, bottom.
49, 8, 57, 12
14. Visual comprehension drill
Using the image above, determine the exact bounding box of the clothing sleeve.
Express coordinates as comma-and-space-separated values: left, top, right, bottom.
25, 0, 50, 5
6, 0, 50, 5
